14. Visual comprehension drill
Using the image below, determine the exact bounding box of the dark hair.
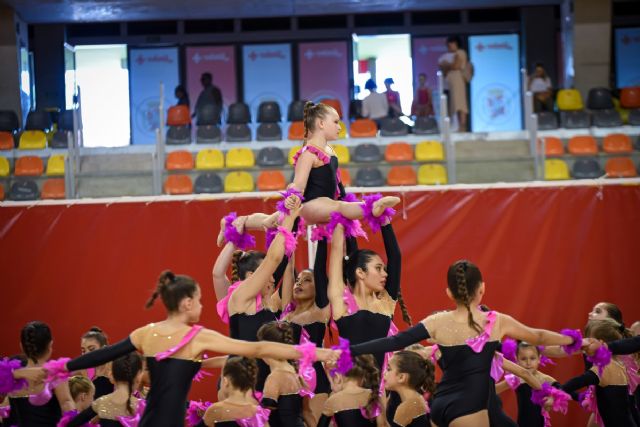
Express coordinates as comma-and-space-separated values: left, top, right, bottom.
145, 270, 198, 312
516, 341, 541, 357
598, 302, 632, 337
345, 355, 381, 418
68, 375, 94, 401
585, 319, 624, 343
201, 72, 212, 81
111, 352, 143, 415
446, 35, 461, 46
393, 350, 436, 395
302, 101, 336, 143
364, 79, 377, 91
82, 326, 108, 347
175, 84, 186, 94
20, 321, 52, 363
447, 260, 483, 334
256, 321, 298, 371
223, 356, 259, 392
231, 250, 266, 283
384, 78, 394, 85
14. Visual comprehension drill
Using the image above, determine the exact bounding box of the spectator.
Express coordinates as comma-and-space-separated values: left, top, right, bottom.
174, 85, 190, 108
439, 36, 469, 132
528, 63, 554, 112
384, 77, 402, 117
361, 79, 389, 126
194, 72, 222, 122
411, 73, 434, 117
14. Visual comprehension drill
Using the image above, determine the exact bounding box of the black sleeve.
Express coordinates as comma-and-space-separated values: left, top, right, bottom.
350, 323, 430, 356
608, 336, 640, 355
381, 224, 401, 300
194, 421, 207, 427
67, 407, 98, 427
337, 181, 347, 200
561, 370, 599, 400
317, 414, 332, 427
314, 239, 329, 309
261, 397, 279, 410
346, 236, 358, 257
274, 255, 289, 297
67, 337, 136, 371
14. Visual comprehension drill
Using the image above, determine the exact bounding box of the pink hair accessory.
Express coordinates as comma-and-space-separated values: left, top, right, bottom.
185, 400, 212, 427
361, 193, 396, 233
223, 212, 256, 251
0, 358, 28, 394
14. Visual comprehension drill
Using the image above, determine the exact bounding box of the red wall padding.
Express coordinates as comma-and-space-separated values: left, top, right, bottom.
1, 185, 640, 426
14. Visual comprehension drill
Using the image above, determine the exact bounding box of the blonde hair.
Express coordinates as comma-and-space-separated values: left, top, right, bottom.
69, 375, 95, 400
302, 101, 337, 144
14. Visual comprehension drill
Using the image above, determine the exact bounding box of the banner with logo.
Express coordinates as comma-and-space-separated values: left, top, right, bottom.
242, 43, 292, 120
469, 34, 522, 132
129, 47, 180, 144
185, 45, 236, 115
298, 41, 349, 118
615, 27, 640, 88
412, 37, 447, 94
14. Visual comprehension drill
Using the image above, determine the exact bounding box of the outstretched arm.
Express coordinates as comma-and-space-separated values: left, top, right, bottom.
350, 323, 430, 356
328, 225, 347, 319
66, 337, 138, 371
607, 335, 640, 355
499, 314, 574, 347
561, 370, 599, 400
381, 223, 401, 300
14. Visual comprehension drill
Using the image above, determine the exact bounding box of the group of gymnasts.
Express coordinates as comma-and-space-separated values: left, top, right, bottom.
2, 101, 639, 427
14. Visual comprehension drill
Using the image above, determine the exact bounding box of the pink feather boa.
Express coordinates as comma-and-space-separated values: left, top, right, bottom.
0, 358, 28, 394
361, 193, 396, 233
185, 400, 212, 427
560, 329, 583, 355
276, 188, 304, 216
223, 212, 256, 250
586, 346, 612, 376
326, 212, 367, 240
278, 226, 297, 257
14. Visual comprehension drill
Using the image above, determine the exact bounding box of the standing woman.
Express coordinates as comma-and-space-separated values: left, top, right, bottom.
439, 36, 469, 132
80, 327, 114, 399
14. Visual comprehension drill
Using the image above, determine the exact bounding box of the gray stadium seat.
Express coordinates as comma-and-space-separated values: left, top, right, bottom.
413, 116, 439, 134
258, 101, 281, 123
50, 110, 75, 149
50, 131, 70, 148
58, 110, 74, 131
194, 173, 223, 193
9, 180, 39, 201
592, 109, 623, 128
571, 158, 603, 179
256, 123, 282, 141
355, 167, 385, 187
635, 136, 640, 151
353, 144, 382, 163
196, 125, 222, 144
25, 111, 52, 131
587, 87, 614, 110
560, 111, 590, 129
379, 117, 409, 136
537, 112, 558, 130
629, 109, 640, 126
0, 110, 20, 132
288, 100, 306, 122
166, 125, 191, 144
196, 104, 222, 126
227, 102, 251, 124
225, 124, 251, 142
257, 147, 285, 167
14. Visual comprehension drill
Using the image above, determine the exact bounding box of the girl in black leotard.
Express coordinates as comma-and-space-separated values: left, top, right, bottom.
7, 321, 75, 427
256, 322, 308, 427
384, 351, 434, 427
317, 354, 381, 427
348, 259, 579, 427
80, 327, 114, 400
67, 352, 143, 427
562, 319, 639, 427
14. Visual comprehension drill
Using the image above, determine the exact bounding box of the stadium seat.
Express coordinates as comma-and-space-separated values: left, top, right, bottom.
195, 125, 222, 144
353, 144, 382, 163
557, 89, 584, 111
537, 112, 559, 130
226, 148, 255, 169
417, 164, 448, 185
338, 121, 347, 139
568, 135, 598, 155
9, 180, 39, 201
0, 132, 13, 150
540, 137, 564, 156
194, 172, 223, 194
166, 105, 191, 126
349, 100, 363, 120
256, 123, 282, 141
19, 130, 47, 150
379, 117, 409, 136
355, 167, 385, 187
387, 166, 417, 186
226, 124, 252, 142
288, 146, 302, 165
385, 142, 414, 162
592, 109, 623, 128
227, 102, 251, 124
288, 100, 306, 122
166, 126, 191, 145
544, 159, 570, 180
587, 88, 614, 110
415, 141, 444, 162
25, 111, 52, 131
196, 104, 221, 126
629, 109, 640, 126
257, 147, 285, 167
164, 174, 193, 195
257, 101, 281, 123
339, 168, 351, 186
349, 119, 377, 138
603, 133, 632, 154
572, 158, 603, 179
46, 154, 65, 176
333, 144, 350, 164
166, 151, 194, 171
257, 170, 286, 191
51, 110, 74, 149
288, 122, 304, 140
196, 149, 224, 170
224, 171, 254, 192
412, 116, 439, 135
620, 87, 640, 109
0, 156, 9, 177
320, 98, 343, 118
15, 156, 44, 176
41, 178, 65, 199
560, 110, 590, 129
605, 157, 637, 178
0, 110, 20, 133
0, 183, 4, 201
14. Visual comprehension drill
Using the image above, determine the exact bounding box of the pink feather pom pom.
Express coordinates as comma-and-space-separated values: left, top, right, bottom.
502, 338, 518, 363
185, 400, 212, 427
330, 337, 353, 377
223, 212, 256, 251
326, 212, 367, 240
560, 329, 583, 355
0, 358, 28, 394
586, 346, 612, 376
342, 192, 359, 203
265, 228, 277, 249
361, 193, 396, 233
537, 346, 556, 367
43, 357, 71, 384
276, 188, 304, 216
531, 383, 570, 415
296, 217, 306, 236
277, 226, 297, 257
504, 373, 521, 390
294, 342, 317, 381
310, 225, 331, 242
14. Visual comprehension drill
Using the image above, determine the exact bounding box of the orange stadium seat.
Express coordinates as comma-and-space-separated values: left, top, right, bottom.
0, 132, 14, 150
602, 133, 632, 154
349, 119, 377, 138
385, 142, 414, 162
605, 158, 637, 178
0, 183, 4, 201
257, 170, 286, 191
164, 174, 193, 194
288, 121, 305, 140
166, 105, 191, 126
339, 168, 351, 187
41, 178, 66, 199
620, 87, 640, 109
568, 135, 598, 155
166, 150, 194, 170
541, 137, 564, 156
15, 156, 44, 176
387, 166, 417, 186
320, 98, 343, 118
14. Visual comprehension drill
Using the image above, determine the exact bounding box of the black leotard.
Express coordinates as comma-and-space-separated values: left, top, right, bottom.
8, 394, 61, 427
67, 407, 126, 427
488, 381, 517, 427
302, 154, 341, 202
514, 383, 546, 427
391, 413, 430, 427
92, 376, 114, 399
262, 394, 305, 427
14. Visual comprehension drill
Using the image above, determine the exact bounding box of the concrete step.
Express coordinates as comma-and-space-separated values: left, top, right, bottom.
77, 176, 153, 198
456, 158, 536, 183
455, 139, 531, 160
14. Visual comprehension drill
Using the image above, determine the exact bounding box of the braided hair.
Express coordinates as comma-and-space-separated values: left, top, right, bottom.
230, 250, 266, 283
145, 270, 198, 312
302, 101, 337, 145
20, 321, 52, 364
256, 321, 297, 371
447, 260, 483, 334
345, 354, 381, 419
111, 352, 143, 415
222, 356, 259, 392
393, 350, 436, 395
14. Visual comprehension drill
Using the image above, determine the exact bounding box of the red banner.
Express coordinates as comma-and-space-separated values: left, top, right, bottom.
1, 184, 639, 426
185, 45, 237, 113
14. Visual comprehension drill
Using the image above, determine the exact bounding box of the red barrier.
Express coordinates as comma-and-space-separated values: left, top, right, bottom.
1, 184, 639, 426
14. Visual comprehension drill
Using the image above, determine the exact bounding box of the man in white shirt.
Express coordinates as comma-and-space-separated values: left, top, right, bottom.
362, 79, 389, 125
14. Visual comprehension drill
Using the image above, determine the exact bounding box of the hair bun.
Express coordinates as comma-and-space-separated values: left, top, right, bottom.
158, 270, 176, 286
89, 326, 103, 333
